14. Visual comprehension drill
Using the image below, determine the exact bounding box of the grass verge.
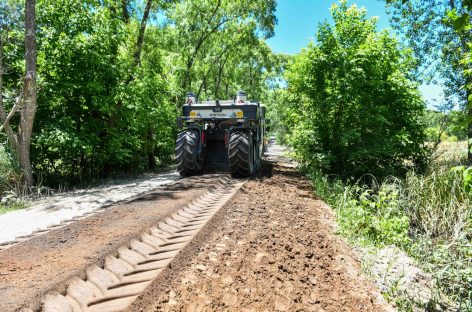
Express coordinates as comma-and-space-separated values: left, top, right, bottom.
305, 166, 472, 311
0, 202, 27, 214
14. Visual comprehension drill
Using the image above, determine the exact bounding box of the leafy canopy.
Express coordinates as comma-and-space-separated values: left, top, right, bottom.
282, 0, 427, 178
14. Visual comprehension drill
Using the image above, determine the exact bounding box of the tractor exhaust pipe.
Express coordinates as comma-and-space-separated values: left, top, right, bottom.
236, 90, 246, 104
186, 91, 196, 105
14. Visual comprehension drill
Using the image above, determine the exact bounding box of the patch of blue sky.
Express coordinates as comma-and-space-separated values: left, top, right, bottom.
267, 0, 445, 109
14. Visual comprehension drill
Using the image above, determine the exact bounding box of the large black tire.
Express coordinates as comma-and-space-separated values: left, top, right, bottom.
254, 144, 261, 173
228, 130, 254, 177
176, 129, 203, 176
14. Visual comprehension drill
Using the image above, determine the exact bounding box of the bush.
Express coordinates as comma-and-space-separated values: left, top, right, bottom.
308, 169, 410, 248
284, 1, 427, 179
308, 166, 472, 309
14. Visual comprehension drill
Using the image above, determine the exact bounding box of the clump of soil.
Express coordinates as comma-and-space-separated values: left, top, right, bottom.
149, 164, 393, 311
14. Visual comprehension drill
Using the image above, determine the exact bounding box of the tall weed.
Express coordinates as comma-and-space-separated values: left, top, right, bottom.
402, 168, 471, 241
307, 166, 472, 310
0, 145, 15, 192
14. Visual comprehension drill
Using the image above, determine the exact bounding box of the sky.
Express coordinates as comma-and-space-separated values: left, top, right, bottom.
267, 0, 444, 106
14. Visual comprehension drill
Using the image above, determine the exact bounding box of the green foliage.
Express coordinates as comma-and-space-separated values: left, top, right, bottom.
445, 0, 472, 113
0, 144, 16, 193
423, 109, 467, 142
0, 201, 27, 215
162, 0, 278, 101
451, 165, 472, 194
308, 165, 472, 309
340, 183, 411, 247
24, 1, 176, 184
387, 0, 470, 112
282, 1, 427, 179
0, 0, 279, 186
308, 168, 410, 247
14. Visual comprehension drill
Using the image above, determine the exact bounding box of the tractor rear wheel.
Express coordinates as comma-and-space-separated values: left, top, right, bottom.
254, 145, 261, 173
176, 129, 203, 176
228, 130, 254, 178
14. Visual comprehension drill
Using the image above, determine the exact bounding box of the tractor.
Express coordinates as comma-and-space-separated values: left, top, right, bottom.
176, 91, 267, 177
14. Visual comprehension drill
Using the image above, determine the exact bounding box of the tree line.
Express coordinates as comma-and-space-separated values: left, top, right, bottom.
268, 0, 472, 179
1, 0, 471, 188
0, 0, 281, 187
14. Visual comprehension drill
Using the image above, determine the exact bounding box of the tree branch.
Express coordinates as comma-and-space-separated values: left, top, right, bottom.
0, 96, 23, 132
133, 0, 153, 67
0, 32, 19, 150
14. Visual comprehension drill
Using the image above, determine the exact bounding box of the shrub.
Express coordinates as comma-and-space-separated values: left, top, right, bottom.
308, 166, 472, 309
0, 144, 17, 194
284, 1, 427, 179
307, 168, 410, 247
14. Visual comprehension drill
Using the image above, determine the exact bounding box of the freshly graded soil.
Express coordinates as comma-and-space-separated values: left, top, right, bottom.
0, 157, 393, 312
0, 175, 223, 312
138, 164, 393, 312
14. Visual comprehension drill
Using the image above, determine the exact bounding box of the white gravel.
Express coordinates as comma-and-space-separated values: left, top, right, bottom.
0, 171, 180, 244
0, 145, 286, 245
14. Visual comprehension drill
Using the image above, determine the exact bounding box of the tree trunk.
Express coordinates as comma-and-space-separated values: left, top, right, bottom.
19, 0, 37, 186
467, 86, 472, 165
121, 0, 130, 23
466, 12, 472, 165
0, 32, 19, 154
134, 0, 152, 67
214, 56, 228, 98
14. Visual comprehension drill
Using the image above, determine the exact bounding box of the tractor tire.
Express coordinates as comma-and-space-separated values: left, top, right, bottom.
176, 129, 203, 176
254, 147, 261, 173
228, 130, 254, 178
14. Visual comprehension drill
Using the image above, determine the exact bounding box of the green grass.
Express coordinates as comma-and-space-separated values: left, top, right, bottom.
0, 145, 14, 192
305, 166, 472, 311
0, 144, 25, 214
0, 202, 27, 214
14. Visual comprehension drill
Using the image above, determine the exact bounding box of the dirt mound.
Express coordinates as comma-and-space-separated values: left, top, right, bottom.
145, 164, 393, 311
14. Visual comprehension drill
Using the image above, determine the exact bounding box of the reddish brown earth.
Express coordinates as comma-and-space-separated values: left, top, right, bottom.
0, 162, 393, 312
0, 176, 222, 312
134, 164, 393, 312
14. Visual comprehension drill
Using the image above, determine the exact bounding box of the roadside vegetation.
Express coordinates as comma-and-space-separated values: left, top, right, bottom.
0, 145, 25, 213
268, 1, 472, 310
0, 0, 281, 188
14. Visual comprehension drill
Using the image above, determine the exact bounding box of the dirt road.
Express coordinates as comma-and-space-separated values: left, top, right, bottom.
0, 175, 224, 311
0, 151, 392, 312
132, 163, 392, 312
0, 171, 180, 245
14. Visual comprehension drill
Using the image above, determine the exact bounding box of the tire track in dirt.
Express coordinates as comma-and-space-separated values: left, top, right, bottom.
0, 175, 232, 312
38, 179, 245, 312
133, 164, 393, 312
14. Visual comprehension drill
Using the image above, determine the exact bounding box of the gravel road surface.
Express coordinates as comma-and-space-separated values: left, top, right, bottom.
0, 171, 180, 245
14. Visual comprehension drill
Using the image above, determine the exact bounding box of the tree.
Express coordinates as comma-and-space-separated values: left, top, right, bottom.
0, 0, 37, 187
386, 0, 472, 163
284, 0, 427, 178
165, 0, 277, 97
1, 0, 279, 187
